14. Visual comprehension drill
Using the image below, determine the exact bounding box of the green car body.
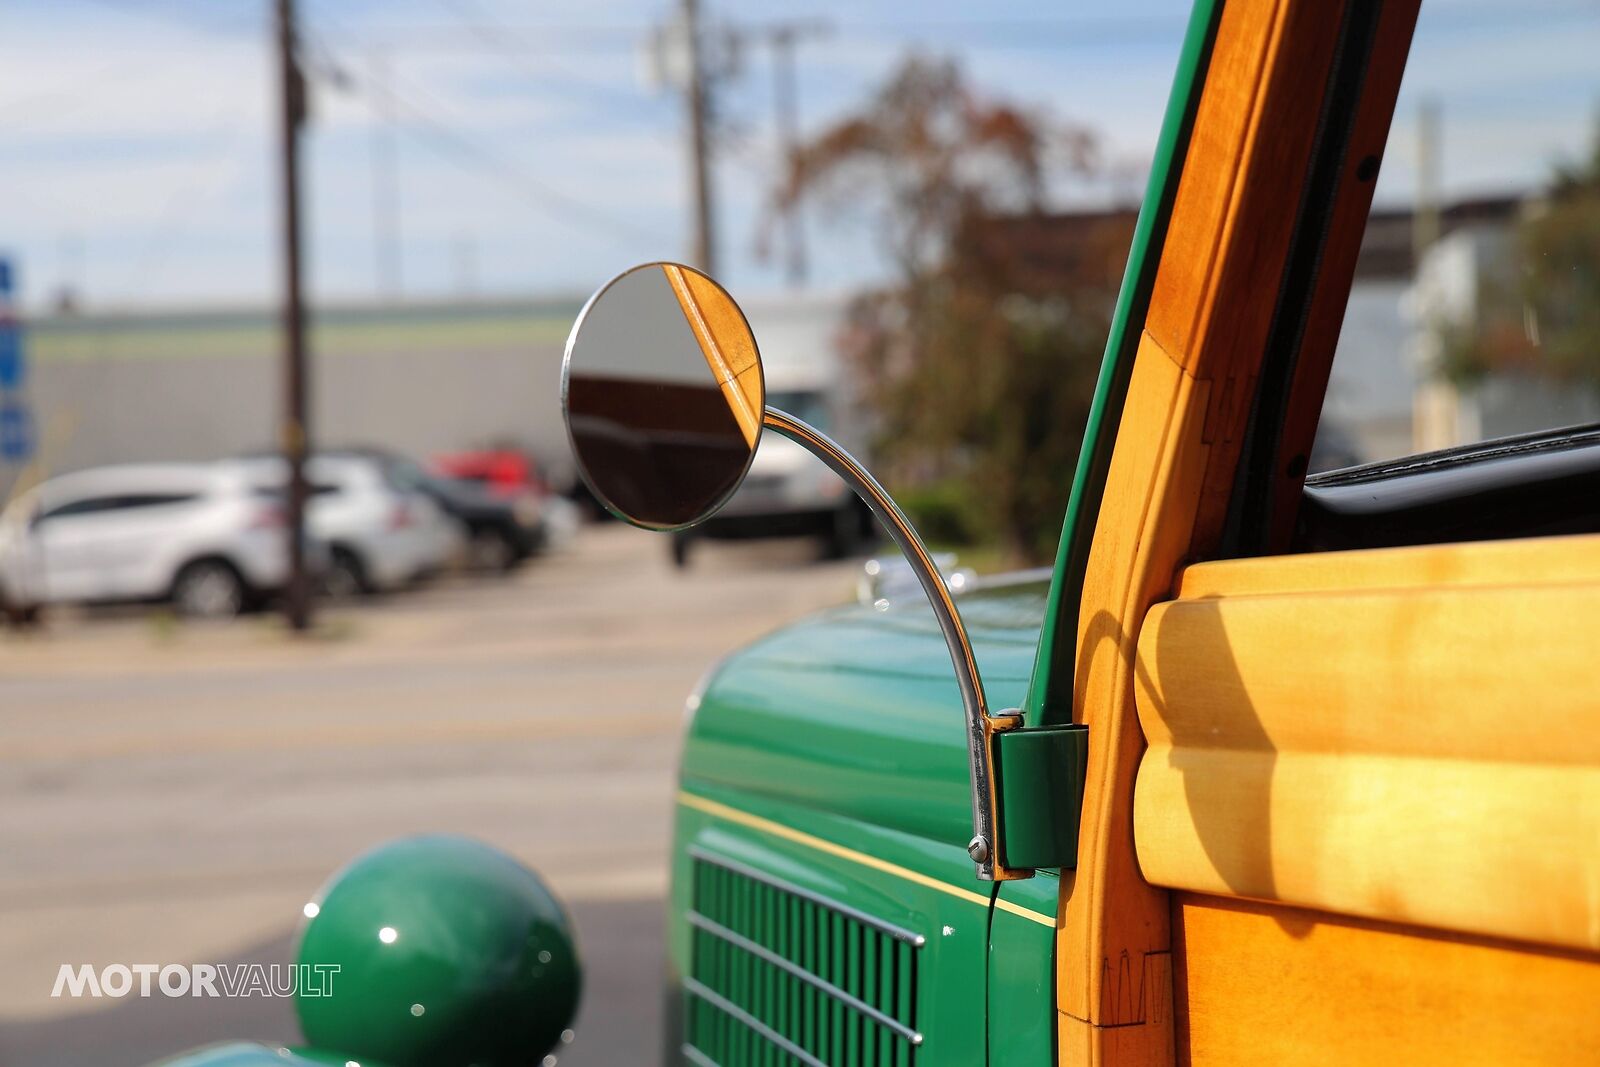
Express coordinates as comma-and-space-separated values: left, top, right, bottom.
668, 578, 1062, 1066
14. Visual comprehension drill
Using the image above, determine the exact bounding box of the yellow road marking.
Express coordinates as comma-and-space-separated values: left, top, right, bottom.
678, 791, 1056, 928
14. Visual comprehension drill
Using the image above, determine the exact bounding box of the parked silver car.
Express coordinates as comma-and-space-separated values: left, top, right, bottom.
225, 455, 460, 596
0, 463, 296, 619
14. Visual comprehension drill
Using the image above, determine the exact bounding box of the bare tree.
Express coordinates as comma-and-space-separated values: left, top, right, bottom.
772, 57, 1121, 562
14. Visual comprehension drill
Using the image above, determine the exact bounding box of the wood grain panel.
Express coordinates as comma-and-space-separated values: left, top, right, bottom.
1063, 333, 1209, 1062
1174, 894, 1600, 1066
1135, 578, 1600, 952
1175, 531, 1600, 599
1059, 0, 1354, 1061
664, 263, 762, 446
1146, 0, 1349, 391
1141, 0, 1282, 366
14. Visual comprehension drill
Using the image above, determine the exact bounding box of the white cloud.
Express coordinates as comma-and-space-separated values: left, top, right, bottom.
0, 0, 1595, 308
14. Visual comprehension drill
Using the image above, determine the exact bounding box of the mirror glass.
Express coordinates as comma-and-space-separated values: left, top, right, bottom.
562, 262, 765, 530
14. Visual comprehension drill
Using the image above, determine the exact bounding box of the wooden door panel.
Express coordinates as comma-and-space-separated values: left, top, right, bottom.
1132, 534, 1600, 1061
1174, 894, 1600, 1066
1173, 531, 1600, 599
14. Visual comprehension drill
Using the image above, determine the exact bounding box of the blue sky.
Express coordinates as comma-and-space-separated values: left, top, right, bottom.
0, 0, 1596, 310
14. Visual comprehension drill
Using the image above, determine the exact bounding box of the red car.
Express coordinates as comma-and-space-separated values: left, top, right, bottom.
430, 449, 546, 500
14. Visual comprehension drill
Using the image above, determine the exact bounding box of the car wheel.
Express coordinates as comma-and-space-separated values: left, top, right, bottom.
469, 528, 519, 572
822, 504, 861, 560
4, 600, 41, 628
171, 560, 245, 620
323, 547, 369, 599
669, 531, 693, 570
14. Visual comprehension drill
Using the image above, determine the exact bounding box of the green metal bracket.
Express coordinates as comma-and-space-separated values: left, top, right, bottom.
993, 723, 1089, 870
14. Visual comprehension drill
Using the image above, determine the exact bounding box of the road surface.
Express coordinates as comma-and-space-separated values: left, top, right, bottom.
0, 525, 861, 1066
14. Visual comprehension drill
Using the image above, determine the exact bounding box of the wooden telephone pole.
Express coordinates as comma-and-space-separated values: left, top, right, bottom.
761, 21, 828, 287
368, 46, 402, 300
681, 0, 716, 276
275, 0, 312, 631
652, 6, 829, 284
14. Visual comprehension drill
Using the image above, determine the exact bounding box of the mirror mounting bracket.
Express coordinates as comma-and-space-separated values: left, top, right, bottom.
765, 406, 1036, 881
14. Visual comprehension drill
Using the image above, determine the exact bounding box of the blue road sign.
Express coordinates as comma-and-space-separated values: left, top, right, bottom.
0, 257, 21, 389
0, 400, 34, 462
0, 324, 21, 390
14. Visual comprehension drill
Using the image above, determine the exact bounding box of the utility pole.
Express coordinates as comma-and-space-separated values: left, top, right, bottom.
275, 0, 312, 631
761, 21, 828, 288
681, 0, 716, 275
1413, 98, 1441, 264
369, 46, 402, 300
454, 230, 478, 297
1411, 97, 1454, 454
647, 9, 825, 281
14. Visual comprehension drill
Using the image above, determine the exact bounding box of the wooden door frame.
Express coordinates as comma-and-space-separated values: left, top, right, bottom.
1056, 1, 1421, 1062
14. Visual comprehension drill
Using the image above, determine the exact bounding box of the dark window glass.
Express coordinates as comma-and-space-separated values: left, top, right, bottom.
35, 492, 196, 523
117, 493, 199, 510
37, 495, 124, 521
1315, 2, 1600, 473
1294, 2, 1600, 553
252, 483, 338, 498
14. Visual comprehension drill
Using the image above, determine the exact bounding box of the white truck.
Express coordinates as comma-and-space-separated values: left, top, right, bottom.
668, 292, 875, 567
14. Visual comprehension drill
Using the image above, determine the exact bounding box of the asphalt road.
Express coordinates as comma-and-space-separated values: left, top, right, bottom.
0, 525, 861, 1067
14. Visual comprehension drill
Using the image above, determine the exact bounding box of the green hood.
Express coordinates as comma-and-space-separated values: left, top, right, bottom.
680, 575, 1048, 846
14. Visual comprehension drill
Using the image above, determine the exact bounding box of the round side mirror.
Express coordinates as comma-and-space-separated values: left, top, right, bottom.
561, 262, 765, 530
559, 261, 1030, 881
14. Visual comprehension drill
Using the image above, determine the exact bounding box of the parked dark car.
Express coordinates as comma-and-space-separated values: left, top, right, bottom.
329, 447, 546, 571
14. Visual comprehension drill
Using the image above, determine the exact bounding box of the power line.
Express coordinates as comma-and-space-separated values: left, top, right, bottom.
118, 99, 255, 302
58, 0, 263, 40
367, 45, 402, 300
428, 0, 654, 114
317, 43, 671, 247
681, 0, 715, 273
306, 2, 1600, 54
298, 15, 1186, 54
0, 55, 199, 123
50, 2, 1597, 59
752, 21, 831, 286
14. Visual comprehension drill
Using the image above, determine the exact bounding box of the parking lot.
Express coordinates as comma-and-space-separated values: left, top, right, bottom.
0, 525, 862, 1066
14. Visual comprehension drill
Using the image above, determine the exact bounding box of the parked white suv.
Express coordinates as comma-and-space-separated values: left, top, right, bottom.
0, 463, 293, 620
226, 455, 458, 596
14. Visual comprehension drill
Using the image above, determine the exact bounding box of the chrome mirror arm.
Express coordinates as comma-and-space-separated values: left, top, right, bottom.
763, 407, 1029, 881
